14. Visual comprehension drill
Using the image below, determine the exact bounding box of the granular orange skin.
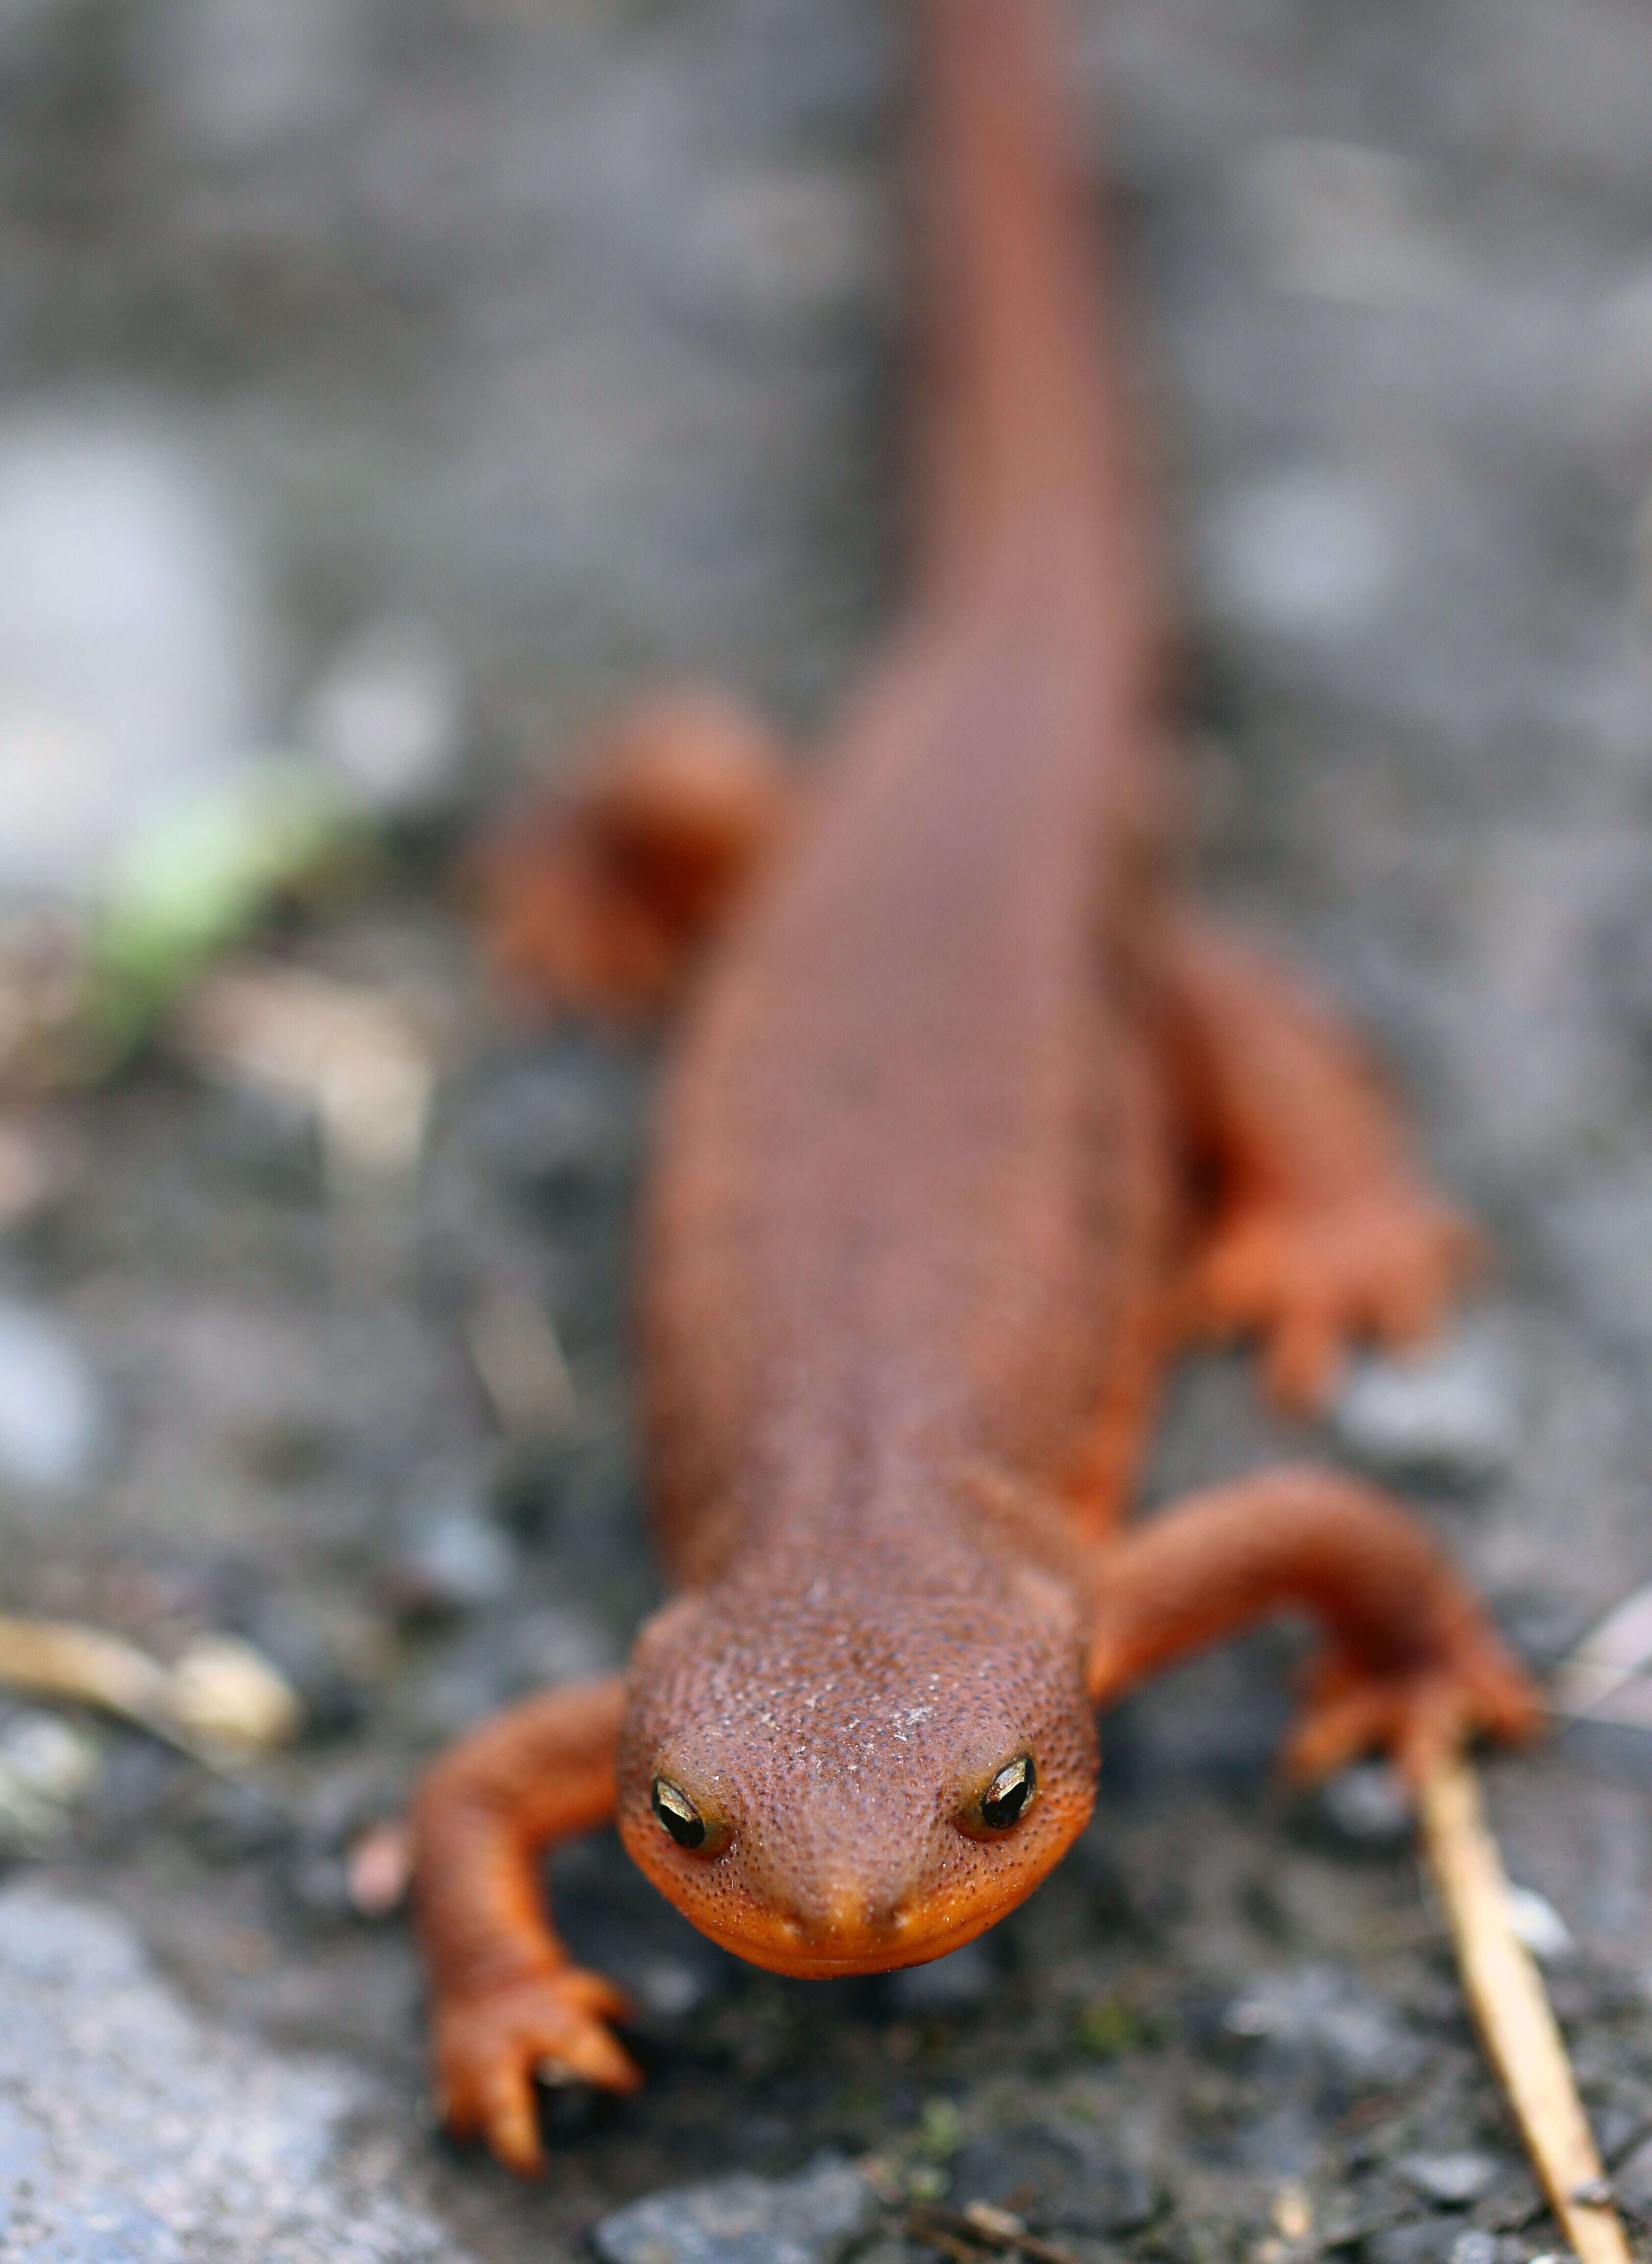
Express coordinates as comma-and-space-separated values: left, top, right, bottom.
413, 0, 1539, 2177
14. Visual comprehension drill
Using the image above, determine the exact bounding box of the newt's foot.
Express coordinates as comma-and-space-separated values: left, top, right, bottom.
471, 687, 791, 1020
1187, 1193, 1480, 1414
1283, 1620, 1541, 1789
432, 1964, 642, 2175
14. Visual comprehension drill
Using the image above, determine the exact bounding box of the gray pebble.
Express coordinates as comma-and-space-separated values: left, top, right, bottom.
464, 1049, 644, 1199
1236, 139, 1454, 309
301, 615, 466, 819
505, 1601, 622, 1689
885, 1939, 995, 2016
1607, 2134, 1652, 2213
593, 2160, 877, 2264
1447, 2235, 1500, 2264
0, 1301, 103, 1491
389, 1491, 517, 1618
950, 2123, 1157, 2236
1200, 472, 1395, 638
1318, 1762, 1415, 1851
679, 167, 883, 321
0, 1712, 99, 1858
1332, 1336, 1518, 1490
631, 1956, 714, 2021
1399, 2153, 1501, 2208
1365, 2226, 1460, 2264
1223, 1966, 1425, 2090
138, 0, 376, 164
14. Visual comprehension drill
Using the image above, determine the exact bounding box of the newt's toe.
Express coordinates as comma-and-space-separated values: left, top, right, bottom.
1284, 1624, 1542, 1792
433, 1965, 642, 2176
1285, 1675, 1463, 1786
1190, 1196, 1481, 1415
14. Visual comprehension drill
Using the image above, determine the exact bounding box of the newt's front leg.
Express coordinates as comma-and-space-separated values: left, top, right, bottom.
411, 1674, 639, 2174
1089, 1471, 1540, 1781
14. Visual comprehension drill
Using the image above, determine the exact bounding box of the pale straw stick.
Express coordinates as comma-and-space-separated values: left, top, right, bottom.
1418, 1756, 1632, 2264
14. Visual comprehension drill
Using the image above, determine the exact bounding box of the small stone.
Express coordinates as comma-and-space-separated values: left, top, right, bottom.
683, 168, 882, 319
141, 0, 376, 162
345, 1820, 412, 1919
1222, 1967, 1425, 2090
1448, 2235, 1500, 2264
950, 2123, 1156, 2236
301, 616, 465, 820
1318, 1762, 1414, 1850
505, 1603, 621, 1690
592, 2160, 876, 2264
388, 1490, 517, 1619
0, 1301, 103, 1490
1272, 2184, 1313, 2242
0, 1711, 99, 1802
1364, 2226, 1459, 2264
632, 1957, 711, 2021
1504, 1886, 1575, 1965
240, 1603, 365, 1739
464, 1046, 645, 1199
1399, 2154, 1500, 2208
0, 1710, 100, 1857
1238, 140, 1454, 308
406, 1651, 516, 1744
1201, 473, 1395, 638
1332, 1336, 1518, 1490
179, 1775, 293, 1865
886, 1940, 995, 2016
1609, 2134, 1652, 2213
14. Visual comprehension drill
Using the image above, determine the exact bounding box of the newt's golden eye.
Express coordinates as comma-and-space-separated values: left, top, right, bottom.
651, 1776, 706, 1849
981, 1755, 1036, 1830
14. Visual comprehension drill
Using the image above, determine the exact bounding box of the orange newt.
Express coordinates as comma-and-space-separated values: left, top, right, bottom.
414, 0, 1538, 2174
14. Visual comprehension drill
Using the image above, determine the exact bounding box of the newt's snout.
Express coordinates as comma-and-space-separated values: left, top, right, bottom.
778, 1874, 918, 1950
613, 1561, 1099, 1977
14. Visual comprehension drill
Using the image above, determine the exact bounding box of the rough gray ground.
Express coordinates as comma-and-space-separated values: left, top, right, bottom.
0, 1882, 471, 2261
2, 0, 1652, 2257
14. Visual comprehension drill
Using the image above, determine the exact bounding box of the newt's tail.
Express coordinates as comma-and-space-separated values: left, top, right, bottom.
906, 0, 1164, 652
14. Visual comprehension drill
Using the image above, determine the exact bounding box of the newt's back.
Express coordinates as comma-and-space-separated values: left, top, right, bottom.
639, 0, 1178, 1585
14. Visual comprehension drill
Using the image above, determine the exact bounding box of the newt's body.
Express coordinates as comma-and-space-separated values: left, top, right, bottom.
415, 0, 1537, 2173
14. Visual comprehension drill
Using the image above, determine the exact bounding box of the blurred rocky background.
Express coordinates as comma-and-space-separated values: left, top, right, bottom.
2, 0, 1652, 2256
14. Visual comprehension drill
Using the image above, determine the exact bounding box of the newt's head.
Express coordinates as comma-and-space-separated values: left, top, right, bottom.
614, 1554, 1097, 1977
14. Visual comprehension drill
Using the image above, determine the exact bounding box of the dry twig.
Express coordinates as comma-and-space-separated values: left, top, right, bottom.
0, 1613, 301, 1766
1419, 1756, 1632, 2264
906, 2202, 1088, 2264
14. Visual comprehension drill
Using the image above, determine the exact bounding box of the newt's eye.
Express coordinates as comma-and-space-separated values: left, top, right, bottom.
651, 1776, 706, 1849
981, 1755, 1036, 1830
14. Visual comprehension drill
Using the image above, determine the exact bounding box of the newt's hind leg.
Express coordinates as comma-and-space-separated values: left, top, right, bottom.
473, 688, 794, 1019
1160, 923, 1478, 1412
1088, 1467, 1539, 1784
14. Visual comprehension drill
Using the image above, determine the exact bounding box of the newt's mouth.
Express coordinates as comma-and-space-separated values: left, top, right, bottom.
664, 1888, 1014, 1979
